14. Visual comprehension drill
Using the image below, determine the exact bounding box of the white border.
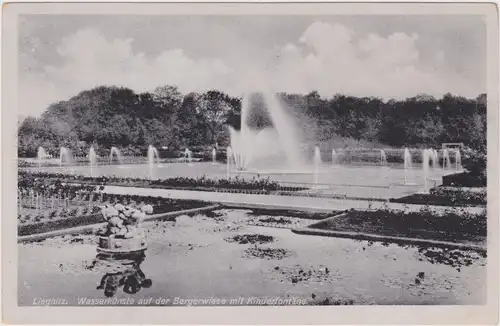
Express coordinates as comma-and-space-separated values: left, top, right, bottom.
2, 2, 499, 324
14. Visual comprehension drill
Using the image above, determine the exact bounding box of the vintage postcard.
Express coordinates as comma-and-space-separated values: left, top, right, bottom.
2, 1, 499, 324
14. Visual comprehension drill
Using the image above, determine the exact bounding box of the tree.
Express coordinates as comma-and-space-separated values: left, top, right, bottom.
197, 90, 241, 145
17, 85, 487, 157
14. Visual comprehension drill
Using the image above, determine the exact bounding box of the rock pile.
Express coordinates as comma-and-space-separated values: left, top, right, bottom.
97, 204, 153, 238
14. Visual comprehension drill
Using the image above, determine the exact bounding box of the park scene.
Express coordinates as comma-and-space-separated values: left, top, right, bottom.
17, 15, 487, 305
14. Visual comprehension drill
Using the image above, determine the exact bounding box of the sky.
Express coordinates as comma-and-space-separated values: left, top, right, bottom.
19, 15, 486, 117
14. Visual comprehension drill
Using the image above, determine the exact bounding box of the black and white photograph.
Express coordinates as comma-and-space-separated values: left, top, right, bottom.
2, 2, 499, 324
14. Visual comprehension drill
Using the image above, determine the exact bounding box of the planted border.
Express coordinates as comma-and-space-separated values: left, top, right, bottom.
18, 213, 104, 236
18, 171, 309, 193
300, 207, 486, 247
18, 203, 221, 241
18, 195, 214, 236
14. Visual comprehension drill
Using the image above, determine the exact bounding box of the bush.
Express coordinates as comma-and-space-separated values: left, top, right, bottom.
461, 147, 487, 178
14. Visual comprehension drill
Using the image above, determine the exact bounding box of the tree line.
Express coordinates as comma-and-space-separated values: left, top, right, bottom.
18, 85, 486, 158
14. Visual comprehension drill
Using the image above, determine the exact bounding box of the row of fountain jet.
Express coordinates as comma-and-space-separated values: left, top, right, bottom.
226, 146, 461, 171
225, 145, 461, 188
39, 146, 460, 169
38, 145, 217, 180
313, 147, 460, 169
36, 145, 217, 167
38, 145, 460, 186
316, 147, 460, 187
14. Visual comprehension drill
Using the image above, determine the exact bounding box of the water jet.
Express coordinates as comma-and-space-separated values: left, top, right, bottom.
110, 147, 123, 166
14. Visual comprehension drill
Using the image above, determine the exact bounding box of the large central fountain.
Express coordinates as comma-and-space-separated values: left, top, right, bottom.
228, 91, 305, 172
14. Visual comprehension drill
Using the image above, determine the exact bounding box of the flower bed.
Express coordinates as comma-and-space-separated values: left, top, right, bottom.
243, 247, 293, 260
18, 206, 102, 225
96, 194, 210, 215
18, 171, 104, 196
18, 171, 309, 193
270, 264, 335, 285
429, 187, 486, 201
224, 234, 275, 245
18, 212, 103, 237
390, 186, 486, 207
18, 185, 209, 221
307, 207, 486, 245
18, 194, 213, 236
150, 176, 290, 192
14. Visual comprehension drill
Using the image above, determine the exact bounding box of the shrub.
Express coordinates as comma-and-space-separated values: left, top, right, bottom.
461, 147, 487, 178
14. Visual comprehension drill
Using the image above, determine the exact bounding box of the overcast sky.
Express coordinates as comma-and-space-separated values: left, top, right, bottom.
19, 15, 486, 117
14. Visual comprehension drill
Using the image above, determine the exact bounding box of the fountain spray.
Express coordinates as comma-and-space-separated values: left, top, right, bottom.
226, 146, 233, 178
89, 146, 97, 177
37, 146, 47, 168
313, 146, 322, 186
403, 148, 414, 185
147, 145, 160, 180
109, 147, 123, 165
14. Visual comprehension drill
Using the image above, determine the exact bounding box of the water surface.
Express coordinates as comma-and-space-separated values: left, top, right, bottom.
19, 209, 486, 306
